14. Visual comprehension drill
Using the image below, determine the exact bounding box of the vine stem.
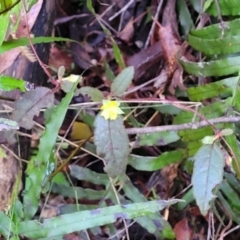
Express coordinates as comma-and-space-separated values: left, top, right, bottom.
21, 0, 57, 86
126, 116, 240, 134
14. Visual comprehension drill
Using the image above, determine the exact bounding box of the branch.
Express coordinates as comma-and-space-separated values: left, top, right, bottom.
126, 116, 240, 135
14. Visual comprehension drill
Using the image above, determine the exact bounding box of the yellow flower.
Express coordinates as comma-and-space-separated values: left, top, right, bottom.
100, 100, 124, 120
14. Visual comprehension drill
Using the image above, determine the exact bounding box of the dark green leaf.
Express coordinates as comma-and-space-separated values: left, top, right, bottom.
69, 165, 109, 186
138, 131, 180, 146
111, 66, 134, 96
220, 180, 240, 212
18, 199, 181, 238
128, 150, 184, 171
187, 34, 240, 55
94, 114, 130, 178
177, 0, 194, 35
111, 38, 125, 69
192, 144, 224, 215
189, 18, 240, 39
52, 183, 107, 200
187, 77, 237, 101
179, 55, 240, 77
205, 0, 240, 16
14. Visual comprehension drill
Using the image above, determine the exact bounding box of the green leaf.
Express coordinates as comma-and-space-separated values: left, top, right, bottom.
176, 188, 195, 211
23, 78, 80, 219
0, 0, 20, 14
94, 114, 130, 178
203, 0, 214, 12
179, 55, 240, 77
187, 77, 237, 101
77, 86, 104, 102
192, 144, 224, 215
177, 0, 194, 35
0, 117, 19, 131
217, 191, 240, 224
0, 76, 27, 92
103, 59, 115, 81
220, 180, 240, 212
0, 147, 6, 158
52, 172, 70, 187
189, 0, 202, 12
69, 165, 109, 186
0, 36, 77, 54
174, 100, 230, 156
202, 135, 216, 144
12, 87, 54, 129
18, 199, 181, 238
189, 18, 240, 39
86, 0, 95, 14
128, 150, 184, 171
110, 66, 134, 96
138, 131, 180, 146
121, 174, 175, 239
0, 211, 16, 238
187, 34, 240, 55
111, 38, 125, 69
205, 0, 240, 16
51, 183, 108, 200
0, 11, 10, 46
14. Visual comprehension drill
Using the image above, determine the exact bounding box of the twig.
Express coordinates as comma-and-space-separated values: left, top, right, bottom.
222, 225, 240, 239
108, 0, 135, 21
145, 0, 164, 48
54, 13, 89, 26
126, 116, 240, 134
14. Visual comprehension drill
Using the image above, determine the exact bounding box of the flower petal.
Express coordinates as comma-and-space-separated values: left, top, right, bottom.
100, 100, 124, 120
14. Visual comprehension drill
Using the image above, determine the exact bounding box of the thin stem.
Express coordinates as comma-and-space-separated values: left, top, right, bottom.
126, 116, 240, 134
21, 0, 56, 85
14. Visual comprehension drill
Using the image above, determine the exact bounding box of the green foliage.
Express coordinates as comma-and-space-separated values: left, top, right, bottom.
204, 0, 240, 16
138, 131, 180, 146
0, 76, 28, 92
23, 78, 81, 219
128, 151, 184, 171
179, 56, 240, 77
0, 11, 10, 45
16, 199, 180, 239
110, 66, 134, 96
77, 86, 104, 101
1, 0, 240, 238
94, 114, 130, 178
192, 144, 225, 215
0, 36, 77, 54
177, 0, 194, 35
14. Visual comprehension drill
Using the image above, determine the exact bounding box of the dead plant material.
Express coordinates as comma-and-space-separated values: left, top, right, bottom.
157, 0, 185, 94
126, 40, 163, 80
